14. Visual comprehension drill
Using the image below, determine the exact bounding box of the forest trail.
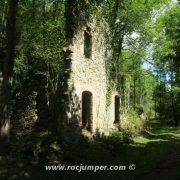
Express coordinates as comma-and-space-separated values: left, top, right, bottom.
0, 120, 180, 180
140, 121, 180, 180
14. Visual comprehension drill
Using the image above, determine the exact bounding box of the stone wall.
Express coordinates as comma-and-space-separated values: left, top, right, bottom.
66, 21, 118, 135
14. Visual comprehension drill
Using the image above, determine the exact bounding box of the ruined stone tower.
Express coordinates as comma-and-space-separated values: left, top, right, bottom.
63, 1, 120, 135
63, 20, 120, 135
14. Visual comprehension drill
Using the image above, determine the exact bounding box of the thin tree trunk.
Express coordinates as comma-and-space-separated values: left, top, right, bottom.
132, 58, 136, 110
171, 91, 177, 126
170, 70, 178, 126
0, 0, 19, 143
111, 0, 121, 28
133, 76, 136, 110
155, 95, 157, 119
127, 90, 130, 110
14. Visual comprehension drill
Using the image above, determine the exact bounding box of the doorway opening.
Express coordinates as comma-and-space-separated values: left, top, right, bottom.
114, 95, 120, 124
82, 91, 93, 132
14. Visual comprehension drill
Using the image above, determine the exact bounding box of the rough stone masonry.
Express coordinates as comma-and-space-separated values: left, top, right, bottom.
65, 20, 120, 135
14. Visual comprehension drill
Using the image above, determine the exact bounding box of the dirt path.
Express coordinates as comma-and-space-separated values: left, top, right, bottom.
143, 131, 180, 180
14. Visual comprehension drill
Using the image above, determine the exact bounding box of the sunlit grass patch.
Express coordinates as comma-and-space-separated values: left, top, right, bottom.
145, 120, 180, 135
133, 136, 169, 146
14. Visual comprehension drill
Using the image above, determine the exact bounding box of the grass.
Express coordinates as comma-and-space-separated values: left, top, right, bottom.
64, 120, 180, 179
124, 120, 180, 179
0, 120, 180, 179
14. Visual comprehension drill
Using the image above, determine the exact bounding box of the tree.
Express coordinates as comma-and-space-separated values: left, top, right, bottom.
153, 3, 180, 125
108, 0, 170, 116
0, 0, 19, 143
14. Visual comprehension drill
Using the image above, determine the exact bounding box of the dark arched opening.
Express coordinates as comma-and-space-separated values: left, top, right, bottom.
114, 95, 120, 124
82, 91, 93, 132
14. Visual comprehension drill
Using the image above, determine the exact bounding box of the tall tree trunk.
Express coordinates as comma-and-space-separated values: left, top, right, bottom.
132, 58, 136, 110
0, 0, 19, 144
133, 76, 136, 110
170, 70, 178, 126
155, 95, 157, 119
171, 91, 177, 126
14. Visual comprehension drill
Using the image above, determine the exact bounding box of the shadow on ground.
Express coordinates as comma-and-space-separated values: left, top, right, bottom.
0, 120, 180, 180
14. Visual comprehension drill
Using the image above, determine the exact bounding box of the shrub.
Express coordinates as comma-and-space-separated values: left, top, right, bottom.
117, 109, 145, 140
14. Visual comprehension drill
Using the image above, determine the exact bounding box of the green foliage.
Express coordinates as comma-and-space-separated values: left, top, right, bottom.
100, 0, 170, 119
0, 1, 179, 179
121, 110, 145, 135
152, 3, 180, 123
106, 129, 134, 144
18, 0, 65, 64
105, 110, 145, 145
